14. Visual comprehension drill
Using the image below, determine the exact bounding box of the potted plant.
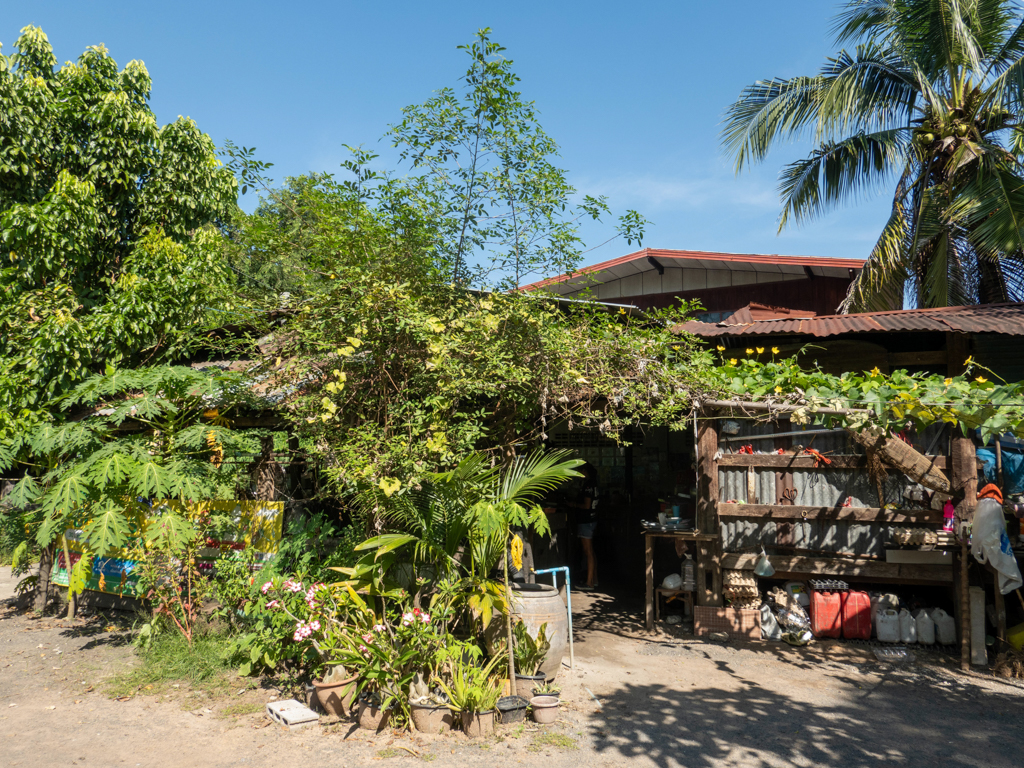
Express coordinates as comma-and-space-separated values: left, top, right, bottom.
512, 620, 550, 688
531, 681, 560, 699
408, 672, 454, 733
437, 655, 503, 738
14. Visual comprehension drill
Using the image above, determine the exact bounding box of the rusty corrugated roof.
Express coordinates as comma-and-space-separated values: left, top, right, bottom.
675, 302, 1024, 338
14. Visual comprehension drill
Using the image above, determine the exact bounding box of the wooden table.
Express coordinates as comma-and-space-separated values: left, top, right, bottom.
644, 530, 719, 631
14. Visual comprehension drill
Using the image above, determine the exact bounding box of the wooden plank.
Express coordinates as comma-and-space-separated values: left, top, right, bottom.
716, 453, 954, 471
718, 502, 943, 524
951, 429, 977, 671
723, 553, 953, 583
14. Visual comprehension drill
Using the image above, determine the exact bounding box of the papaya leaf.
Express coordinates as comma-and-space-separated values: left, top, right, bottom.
69, 551, 93, 597
82, 505, 131, 554
10, 541, 28, 570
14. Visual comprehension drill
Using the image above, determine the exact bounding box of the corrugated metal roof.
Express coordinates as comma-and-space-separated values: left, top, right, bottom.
675, 302, 1024, 338
519, 248, 865, 294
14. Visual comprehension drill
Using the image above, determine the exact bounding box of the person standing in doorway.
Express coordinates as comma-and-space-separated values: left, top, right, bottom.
571, 463, 599, 591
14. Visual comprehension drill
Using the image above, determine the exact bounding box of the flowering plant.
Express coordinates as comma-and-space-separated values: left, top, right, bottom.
227, 574, 349, 676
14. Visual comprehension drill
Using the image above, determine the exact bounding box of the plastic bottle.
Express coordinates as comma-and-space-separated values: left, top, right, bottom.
898, 608, 917, 644
681, 554, 695, 590
914, 608, 936, 645
876, 609, 900, 643
932, 608, 956, 645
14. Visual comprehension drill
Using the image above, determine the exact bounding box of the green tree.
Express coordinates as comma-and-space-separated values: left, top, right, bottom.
0, 26, 237, 410
386, 28, 646, 288
723, 0, 1024, 311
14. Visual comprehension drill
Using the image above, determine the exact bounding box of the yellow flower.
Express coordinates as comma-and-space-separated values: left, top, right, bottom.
726, 358, 737, 366
976, 376, 988, 383
771, 347, 779, 354
716, 345, 726, 352
745, 348, 754, 355
618, 307, 626, 315
672, 345, 680, 351
774, 386, 782, 394
756, 347, 764, 354
943, 378, 952, 386
869, 366, 881, 376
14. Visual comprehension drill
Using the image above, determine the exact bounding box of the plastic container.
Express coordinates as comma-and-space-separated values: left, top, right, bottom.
914, 608, 936, 645
876, 609, 900, 643
681, 555, 695, 591
932, 608, 956, 645
785, 581, 811, 608
841, 591, 871, 640
898, 608, 917, 644
760, 603, 782, 641
530, 696, 559, 724
870, 593, 899, 626
810, 589, 843, 638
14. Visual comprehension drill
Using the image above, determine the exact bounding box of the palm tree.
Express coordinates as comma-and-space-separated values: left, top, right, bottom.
723, 0, 1024, 311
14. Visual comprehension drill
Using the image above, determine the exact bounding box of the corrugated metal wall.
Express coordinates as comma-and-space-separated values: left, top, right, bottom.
716, 421, 945, 558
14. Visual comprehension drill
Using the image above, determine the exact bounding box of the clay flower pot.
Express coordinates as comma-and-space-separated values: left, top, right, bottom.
530, 695, 559, 725
357, 699, 391, 731
410, 703, 454, 733
460, 710, 494, 738
313, 675, 358, 717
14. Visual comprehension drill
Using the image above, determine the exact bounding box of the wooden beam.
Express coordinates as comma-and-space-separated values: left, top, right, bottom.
723, 553, 953, 584
718, 502, 943, 524
951, 431, 977, 671
716, 453, 958, 472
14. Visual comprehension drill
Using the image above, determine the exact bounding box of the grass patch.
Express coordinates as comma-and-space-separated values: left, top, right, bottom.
105, 630, 236, 699
528, 733, 578, 752
219, 701, 264, 718
376, 748, 403, 759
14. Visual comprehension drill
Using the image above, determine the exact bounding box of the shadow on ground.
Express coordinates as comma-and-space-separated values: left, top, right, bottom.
587, 671, 1024, 768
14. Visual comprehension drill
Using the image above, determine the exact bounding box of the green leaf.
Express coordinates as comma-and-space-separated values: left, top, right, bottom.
81, 504, 131, 554
68, 552, 93, 597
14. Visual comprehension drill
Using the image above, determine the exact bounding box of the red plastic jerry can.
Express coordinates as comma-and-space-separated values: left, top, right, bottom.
841, 590, 871, 640
810, 589, 843, 638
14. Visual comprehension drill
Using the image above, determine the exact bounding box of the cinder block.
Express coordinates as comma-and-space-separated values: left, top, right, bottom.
266, 699, 319, 730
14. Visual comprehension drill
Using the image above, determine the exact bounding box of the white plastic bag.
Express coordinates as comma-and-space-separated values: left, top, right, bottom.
760, 603, 782, 641
932, 608, 956, 645
914, 608, 935, 645
899, 608, 917, 644
972, 499, 1024, 595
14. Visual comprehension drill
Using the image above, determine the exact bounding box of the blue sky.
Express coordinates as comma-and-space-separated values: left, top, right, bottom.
3, 1, 892, 268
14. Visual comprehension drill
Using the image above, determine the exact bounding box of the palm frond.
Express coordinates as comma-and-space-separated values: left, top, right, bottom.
494, 449, 582, 506
778, 128, 910, 229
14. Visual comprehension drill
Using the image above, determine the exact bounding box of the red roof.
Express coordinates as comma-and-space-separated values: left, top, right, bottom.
675, 302, 1024, 338
519, 248, 866, 293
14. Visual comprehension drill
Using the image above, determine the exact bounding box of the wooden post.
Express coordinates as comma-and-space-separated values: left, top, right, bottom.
62, 534, 76, 620
696, 411, 722, 606
951, 433, 978, 672
644, 533, 654, 631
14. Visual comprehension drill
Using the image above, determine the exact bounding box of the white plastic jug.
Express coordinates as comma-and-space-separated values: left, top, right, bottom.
871, 593, 899, 625
898, 608, 917, 644
932, 608, 956, 645
914, 608, 936, 645
876, 609, 900, 643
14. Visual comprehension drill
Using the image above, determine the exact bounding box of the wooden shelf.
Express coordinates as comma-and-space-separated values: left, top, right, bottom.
723, 552, 953, 584
718, 502, 944, 524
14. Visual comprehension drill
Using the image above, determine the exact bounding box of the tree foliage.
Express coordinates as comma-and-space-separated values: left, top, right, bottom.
723, 0, 1024, 311
4, 366, 258, 584
0, 26, 237, 410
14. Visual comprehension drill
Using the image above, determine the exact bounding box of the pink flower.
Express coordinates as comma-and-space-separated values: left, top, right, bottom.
266, 600, 279, 609
372, 624, 385, 632
359, 644, 370, 655
284, 580, 303, 593
309, 620, 320, 631
361, 633, 373, 643
402, 612, 414, 626
420, 613, 431, 624
260, 581, 273, 595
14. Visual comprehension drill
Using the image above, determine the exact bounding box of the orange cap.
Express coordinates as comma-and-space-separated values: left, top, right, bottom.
978, 483, 1003, 503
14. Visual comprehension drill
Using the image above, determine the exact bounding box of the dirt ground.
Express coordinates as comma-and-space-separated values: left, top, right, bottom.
3, 566, 1024, 768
